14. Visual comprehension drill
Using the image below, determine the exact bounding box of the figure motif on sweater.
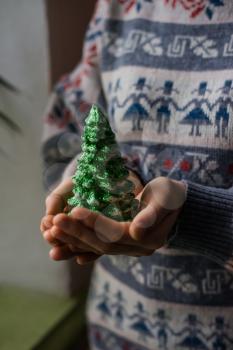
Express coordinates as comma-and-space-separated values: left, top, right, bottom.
179, 82, 212, 137
213, 80, 233, 139
122, 78, 151, 131
128, 302, 154, 342
109, 77, 233, 146
111, 290, 127, 328
96, 282, 112, 320
152, 309, 174, 350
154, 81, 179, 134
207, 317, 233, 350
89, 325, 149, 350
90, 273, 233, 349
175, 314, 208, 349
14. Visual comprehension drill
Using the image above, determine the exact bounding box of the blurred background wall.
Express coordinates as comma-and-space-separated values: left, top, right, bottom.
0, 0, 94, 295
0, 0, 68, 294
0, 2, 95, 348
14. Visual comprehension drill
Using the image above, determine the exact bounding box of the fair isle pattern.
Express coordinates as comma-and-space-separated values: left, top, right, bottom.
105, 0, 226, 20
102, 21, 233, 71
104, 70, 233, 146
89, 323, 233, 350
112, 0, 153, 14
86, 263, 233, 350
42, 1, 233, 349
89, 324, 150, 350
103, 0, 231, 23
119, 142, 233, 189
164, 0, 225, 20
98, 252, 233, 306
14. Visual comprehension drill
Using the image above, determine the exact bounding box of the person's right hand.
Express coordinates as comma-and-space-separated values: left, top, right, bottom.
40, 177, 101, 262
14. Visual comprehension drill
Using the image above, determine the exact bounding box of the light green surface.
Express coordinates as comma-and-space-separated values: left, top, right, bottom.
0, 285, 78, 350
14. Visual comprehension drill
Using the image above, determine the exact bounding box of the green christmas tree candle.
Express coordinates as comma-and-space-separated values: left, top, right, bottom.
67, 104, 139, 221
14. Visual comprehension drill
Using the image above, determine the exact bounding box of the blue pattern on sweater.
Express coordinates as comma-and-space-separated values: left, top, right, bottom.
98, 252, 233, 306
102, 20, 233, 71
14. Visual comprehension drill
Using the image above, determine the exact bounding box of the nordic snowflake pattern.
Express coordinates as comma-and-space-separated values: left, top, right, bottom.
87, 270, 233, 349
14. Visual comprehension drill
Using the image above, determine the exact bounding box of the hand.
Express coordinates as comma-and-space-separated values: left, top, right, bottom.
50, 177, 186, 264
40, 171, 143, 262
40, 177, 101, 261
129, 177, 186, 243
40, 177, 74, 245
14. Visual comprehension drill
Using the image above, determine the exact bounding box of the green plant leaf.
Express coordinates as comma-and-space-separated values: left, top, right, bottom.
0, 110, 21, 133
0, 75, 20, 93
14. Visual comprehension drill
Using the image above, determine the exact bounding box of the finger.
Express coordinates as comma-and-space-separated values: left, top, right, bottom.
68, 244, 94, 253
40, 215, 53, 232
53, 213, 108, 254
133, 210, 179, 250
71, 207, 130, 243
71, 207, 145, 247
53, 208, 154, 256
45, 178, 73, 215
135, 191, 143, 202
49, 245, 78, 261
70, 207, 99, 228
49, 244, 92, 261
142, 177, 186, 210
76, 253, 101, 265
50, 225, 99, 254
43, 229, 64, 246
131, 203, 157, 240
54, 212, 149, 256
130, 202, 169, 241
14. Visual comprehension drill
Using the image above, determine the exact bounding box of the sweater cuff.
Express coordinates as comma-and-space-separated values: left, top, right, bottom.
167, 181, 233, 271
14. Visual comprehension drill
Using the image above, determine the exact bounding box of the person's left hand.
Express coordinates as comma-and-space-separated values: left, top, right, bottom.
49, 177, 186, 265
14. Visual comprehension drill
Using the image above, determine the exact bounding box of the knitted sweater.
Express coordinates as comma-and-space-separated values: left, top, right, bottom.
42, 1, 233, 349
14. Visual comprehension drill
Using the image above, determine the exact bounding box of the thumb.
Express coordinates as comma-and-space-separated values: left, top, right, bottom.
45, 178, 73, 215
129, 203, 157, 241
129, 201, 171, 241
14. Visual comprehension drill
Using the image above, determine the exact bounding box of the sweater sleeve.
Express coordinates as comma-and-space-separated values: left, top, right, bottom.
41, 0, 107, 191
167, 181, 233, 272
